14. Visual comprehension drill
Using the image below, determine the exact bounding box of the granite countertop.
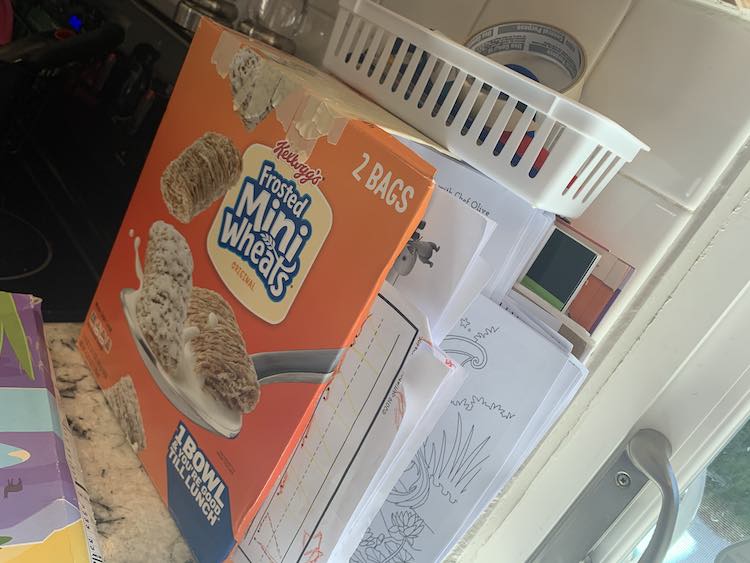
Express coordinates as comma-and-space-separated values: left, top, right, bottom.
46, 323, 194, 563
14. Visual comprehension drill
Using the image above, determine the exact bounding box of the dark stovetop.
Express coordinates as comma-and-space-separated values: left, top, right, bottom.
0, 0, 190, 321
1, 79, 167, 321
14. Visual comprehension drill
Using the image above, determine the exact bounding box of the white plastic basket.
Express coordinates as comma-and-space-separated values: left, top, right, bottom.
323, 0, 649, 218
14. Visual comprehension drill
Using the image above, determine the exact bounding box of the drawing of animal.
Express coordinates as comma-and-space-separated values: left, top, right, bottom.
392, 244, 418, 276
3, 478, 22, 499
388, 220, 440, 278
408, 234, 440, 268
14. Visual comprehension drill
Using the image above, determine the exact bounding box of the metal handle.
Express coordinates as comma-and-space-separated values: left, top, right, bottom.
626, 429, 680, 563
528, 428, 678, 563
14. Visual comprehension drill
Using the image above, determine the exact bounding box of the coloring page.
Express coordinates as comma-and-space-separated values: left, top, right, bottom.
399, 139, 553, 299
455, 357, 587, 552
386, 188, 495, 331
351, 295, 569, 563
313, 345, 461, 563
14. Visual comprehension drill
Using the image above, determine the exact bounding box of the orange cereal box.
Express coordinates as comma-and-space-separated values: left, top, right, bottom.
77, 19, 435, 563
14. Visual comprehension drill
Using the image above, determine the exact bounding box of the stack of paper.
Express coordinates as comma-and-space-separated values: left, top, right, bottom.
399, 139, 555, 303
348, 296, 587, 563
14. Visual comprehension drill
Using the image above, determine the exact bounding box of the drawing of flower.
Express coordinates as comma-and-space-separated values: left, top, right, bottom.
360, 529, 375, 547
360, 529, 379, 549
392, 550, 414, 563
365, 547, 385, 563
350, 549, 368, 563
388, 511, 425, 545
352, 545, 385, 563
355, 512, 425, 563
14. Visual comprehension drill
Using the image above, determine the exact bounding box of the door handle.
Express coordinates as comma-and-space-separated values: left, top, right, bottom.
528, 429, 679, 563
626, 429, 680, 563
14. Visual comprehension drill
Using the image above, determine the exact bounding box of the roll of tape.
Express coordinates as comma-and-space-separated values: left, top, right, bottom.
466, 22, 586, 98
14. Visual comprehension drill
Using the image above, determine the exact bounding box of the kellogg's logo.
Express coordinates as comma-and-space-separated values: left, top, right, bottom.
272, 140, 323, 186
208, 145, 332, 324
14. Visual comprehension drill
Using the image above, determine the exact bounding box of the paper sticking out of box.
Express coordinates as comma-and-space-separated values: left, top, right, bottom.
0, 292, 101, 562
398, 138, 554, 300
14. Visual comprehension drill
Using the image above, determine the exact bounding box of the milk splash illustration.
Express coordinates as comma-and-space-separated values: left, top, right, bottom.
124, 228, 242, 437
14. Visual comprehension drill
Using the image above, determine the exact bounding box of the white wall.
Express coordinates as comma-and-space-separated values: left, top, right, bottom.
572, 0, 750, 337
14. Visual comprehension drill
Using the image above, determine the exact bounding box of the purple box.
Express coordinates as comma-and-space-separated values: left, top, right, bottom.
0, 292, 100, 561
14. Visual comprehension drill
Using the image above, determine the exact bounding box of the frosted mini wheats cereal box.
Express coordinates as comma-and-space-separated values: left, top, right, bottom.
78, 19, 435, 563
